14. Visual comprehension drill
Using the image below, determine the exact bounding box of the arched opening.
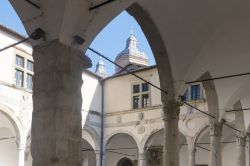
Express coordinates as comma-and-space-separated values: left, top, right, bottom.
105, 133, 138, 166
221, 124, 237, 166
0, 110, 20, 166
194, 127, 210, 165
195, 124, 238, 166
82, 138, 96, 166
143, 129, 188, 166
117, 157, 134, 166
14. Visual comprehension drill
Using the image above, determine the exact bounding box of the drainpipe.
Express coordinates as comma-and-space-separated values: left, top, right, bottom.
100, 79, 104, 166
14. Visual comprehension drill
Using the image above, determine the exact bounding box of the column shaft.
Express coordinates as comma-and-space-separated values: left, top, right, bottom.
95, 152, 101, 166
163, 100, 180, 166
188, 147, 195, 166
138, 152, 147, 166
210, 122, 222, 166
248, 136, 250, 166
236, 136, 246, 166
31, 40, 91, 166
101, 153, 106, 166
18, 145, 25, 166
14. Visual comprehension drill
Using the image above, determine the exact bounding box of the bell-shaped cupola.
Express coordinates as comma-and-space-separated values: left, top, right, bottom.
114, 32, 149, 74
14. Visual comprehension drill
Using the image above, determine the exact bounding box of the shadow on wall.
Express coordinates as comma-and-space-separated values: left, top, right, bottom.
81, 73, 102, 127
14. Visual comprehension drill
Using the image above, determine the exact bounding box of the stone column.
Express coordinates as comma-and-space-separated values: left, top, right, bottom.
138, 152, 147, 166
187, 144, 196, 166
31, 40, 91, 166
210, 121, 222, 166
236, 136, 246, 166
17, 143, 25, 166
95, 152, 101, 166
163, 100, 180, 166
102, 152, 106, 166
247, 135, 250, 166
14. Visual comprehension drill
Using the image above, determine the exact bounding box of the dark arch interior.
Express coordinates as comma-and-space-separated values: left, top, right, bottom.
117, 158, 134, 166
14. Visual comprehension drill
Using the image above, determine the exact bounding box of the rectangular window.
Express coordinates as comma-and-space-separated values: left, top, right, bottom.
142, 83, 149, 92
132, 82, 151, 109
15, 69, 23, 87
142, 94, 150, 108
133, 84, 140, 94
133, 95, 140, 109
191, 84, 201, 100
27, 60, 33, 72
15, 55, 24, 68
26, 74, 33, 90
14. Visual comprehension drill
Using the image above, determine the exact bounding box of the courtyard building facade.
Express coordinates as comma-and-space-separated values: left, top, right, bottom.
0, 25, 244, 166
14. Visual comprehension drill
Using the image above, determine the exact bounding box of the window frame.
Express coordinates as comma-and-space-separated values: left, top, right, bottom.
183, 83, 204, 101
15, 69, 24, 87
131, 82, 151, 109
13, 52, 34, 91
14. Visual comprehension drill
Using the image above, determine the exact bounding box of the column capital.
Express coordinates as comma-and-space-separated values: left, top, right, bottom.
210, 121, 222, 137
162, 100, 181, 120
188, 146, 196, 153
236, 136, 246, 147
17, 142, 26, 151
138, 152, 147, 159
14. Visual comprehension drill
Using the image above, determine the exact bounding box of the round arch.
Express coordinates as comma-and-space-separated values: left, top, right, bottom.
127, 3, 175, 99
0, 105, 23, 166
82, 126, 100, 151
141, 127, 188, 151
81, 138, 97, 166
104, 130, 140, 150
193, 122, 210, 147
117, 157, 134, 166
104, 130, 139, 166
0, 104, 23, 142
199, 72, 220, 120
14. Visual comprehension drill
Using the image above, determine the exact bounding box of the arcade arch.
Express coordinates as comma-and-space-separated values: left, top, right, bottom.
117, 157, 134, 166
142, 128, 188, 166
0, 108, 22, 166
105, 132, 139, 166
82, 138, 96, 166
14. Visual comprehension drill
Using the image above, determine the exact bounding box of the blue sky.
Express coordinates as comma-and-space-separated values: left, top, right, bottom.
0, 0, 155, 75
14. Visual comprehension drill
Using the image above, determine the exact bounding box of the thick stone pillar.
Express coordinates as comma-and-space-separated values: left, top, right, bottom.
163, 100, 180, 166
31, 40, 91, 166
17, 143, 25, 166
210, 121, 222, 166
236, 136, 246, 166
138, 152, 147, 166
